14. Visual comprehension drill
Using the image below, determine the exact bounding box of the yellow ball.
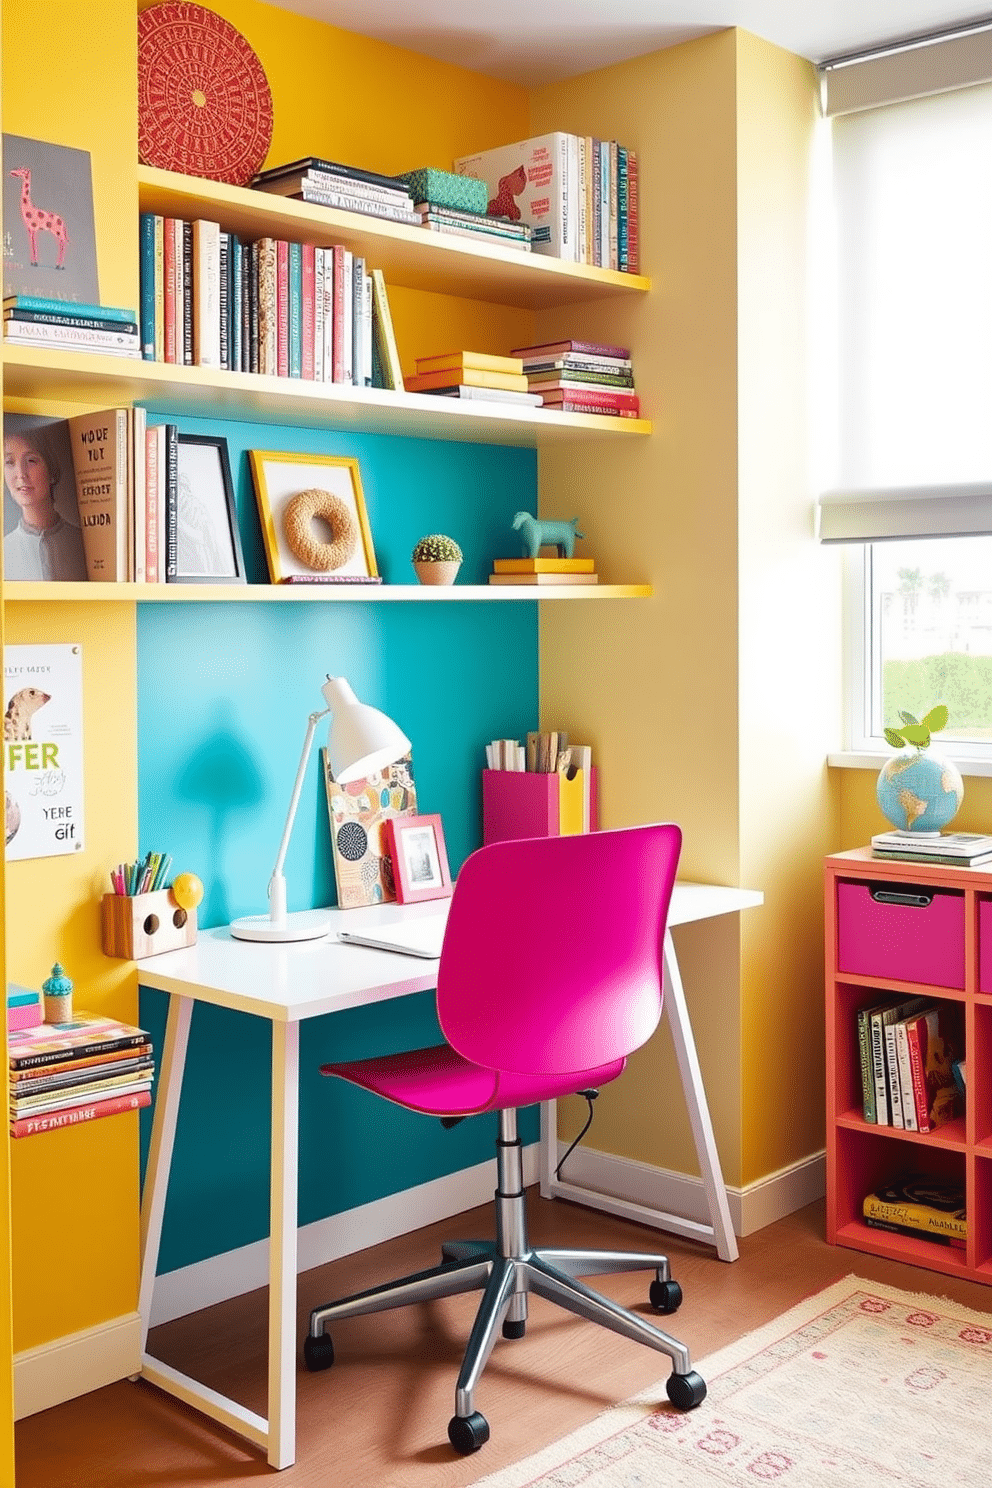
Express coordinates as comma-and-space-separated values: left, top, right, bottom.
172, 872, 204, 910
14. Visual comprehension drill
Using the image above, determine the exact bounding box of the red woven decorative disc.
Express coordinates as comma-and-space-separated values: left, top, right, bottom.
138, 2, 273, 186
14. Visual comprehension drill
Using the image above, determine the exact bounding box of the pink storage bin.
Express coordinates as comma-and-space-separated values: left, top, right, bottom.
837, 880, 965, 988
7, 1000, 42, 1032
482, 768, 598, 846
978, 898, 992, 992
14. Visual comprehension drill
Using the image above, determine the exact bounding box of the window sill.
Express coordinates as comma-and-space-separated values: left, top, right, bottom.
827, 751, 992, 779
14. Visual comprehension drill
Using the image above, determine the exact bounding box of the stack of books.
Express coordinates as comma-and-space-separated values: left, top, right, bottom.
489, 557, 598, 587
870, 830, 992, 867
857, 994, 963, 1132
249, 157, 421, 227
398, 167, 532, 251
510, 339, 639, 417
8, 1011, 154, 1138
3, 294, 140, 358
862, 1174, 966, 1248
454, 133, 638, 269
405, 350, 540, 405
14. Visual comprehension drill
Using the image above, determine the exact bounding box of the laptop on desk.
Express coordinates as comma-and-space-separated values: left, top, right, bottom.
337, 910, 449, 959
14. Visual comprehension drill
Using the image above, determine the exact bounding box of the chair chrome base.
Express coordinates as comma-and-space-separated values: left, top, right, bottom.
305, 1108, 706, 1452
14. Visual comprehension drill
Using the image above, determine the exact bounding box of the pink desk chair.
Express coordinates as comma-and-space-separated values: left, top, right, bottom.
304, 822, 706, 1455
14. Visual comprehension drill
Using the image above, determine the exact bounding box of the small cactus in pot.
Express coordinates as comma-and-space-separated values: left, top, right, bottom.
411, 533, 462, 585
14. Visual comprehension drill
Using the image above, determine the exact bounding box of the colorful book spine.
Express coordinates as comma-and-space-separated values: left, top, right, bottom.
608, 140, 619, 271
627, 150, 639, 273
230, 234, 243, 374
171, 217, 185, 368
4, 308, 138, 334
301, 242, 316, 380
288, 240, 302, 378
218, 231, 230, 372
894, 1017, 917, 1132
351, 255, 365, 386
139, 212, 157, 358
10, 1088, 151, 1138
617, 145, 629, 273
276, 239, 290, 378
164, 423, 179, 581
1, 295, 136, 322
162, 218, 177, 363
153, 215, 165, 360
131, 405, 147, 585
144, 423, 160, 584
181, 220, 193, 365
257, 237, 276, 376
313, 247, 325, 382
192, 218, 221, 368
884, 1018, 906, 1128
321, 247, 334, 383
2, 320, 140, 354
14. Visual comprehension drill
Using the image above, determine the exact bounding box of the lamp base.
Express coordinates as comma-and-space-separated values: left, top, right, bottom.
229, 909, 332, 943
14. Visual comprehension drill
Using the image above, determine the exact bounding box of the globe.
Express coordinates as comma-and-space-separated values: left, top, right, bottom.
876, 750, 964, 832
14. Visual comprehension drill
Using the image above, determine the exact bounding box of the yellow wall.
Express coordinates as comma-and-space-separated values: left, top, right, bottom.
532, 33, 832, 1190
1, 0, 531, 1370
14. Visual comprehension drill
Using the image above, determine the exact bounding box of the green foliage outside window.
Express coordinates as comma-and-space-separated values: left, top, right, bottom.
884, 654, 992, 741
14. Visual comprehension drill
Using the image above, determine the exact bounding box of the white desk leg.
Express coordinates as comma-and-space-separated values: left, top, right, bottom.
662, 928, 738, 1262
267, 1019, 300, 1470
139, 993, 193, 1354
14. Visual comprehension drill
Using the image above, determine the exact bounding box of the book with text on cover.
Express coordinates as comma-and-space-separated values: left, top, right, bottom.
2, 134, 99, 304
66, 406, 130, 581
455, 134, 577, 260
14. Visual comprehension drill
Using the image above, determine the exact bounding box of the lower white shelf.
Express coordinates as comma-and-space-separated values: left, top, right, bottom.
4, 581, 652, 603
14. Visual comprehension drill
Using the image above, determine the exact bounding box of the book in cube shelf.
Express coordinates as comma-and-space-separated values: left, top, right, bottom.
862, 1173, 966, 1247
857, 995, 963, 1131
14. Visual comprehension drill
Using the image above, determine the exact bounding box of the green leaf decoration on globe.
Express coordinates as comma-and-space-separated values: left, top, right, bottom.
876, 701, 963, 831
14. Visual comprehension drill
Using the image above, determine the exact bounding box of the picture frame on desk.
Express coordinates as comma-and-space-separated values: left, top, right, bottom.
385, 813, 452, 903
248, 449, 379, 584
173, 434, 246, 584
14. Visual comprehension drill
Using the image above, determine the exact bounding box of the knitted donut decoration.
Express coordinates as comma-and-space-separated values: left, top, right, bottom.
282, 487, 358, 572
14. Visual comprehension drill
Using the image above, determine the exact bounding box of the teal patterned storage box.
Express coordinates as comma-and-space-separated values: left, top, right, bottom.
397, 168, 488, 214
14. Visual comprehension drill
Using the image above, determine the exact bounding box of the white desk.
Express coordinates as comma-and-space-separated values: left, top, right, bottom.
135, 882, 761, 1470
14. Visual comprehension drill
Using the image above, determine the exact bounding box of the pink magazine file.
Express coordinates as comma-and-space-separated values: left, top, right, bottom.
482, 767, 598, 846
978, 897, 992, 991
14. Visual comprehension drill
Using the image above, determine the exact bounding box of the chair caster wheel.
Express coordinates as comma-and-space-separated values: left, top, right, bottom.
649, 1278, 683, 1314
502, 1318, 526, 1339
303, 1332, 335, 1372
448, 1410, 490, 1454
666, 1369, 706, 1411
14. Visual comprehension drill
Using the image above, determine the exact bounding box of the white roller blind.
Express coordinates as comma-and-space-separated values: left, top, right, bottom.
817, 484, 992, 543
820, 21, 992, 116
830, 81, 992, 507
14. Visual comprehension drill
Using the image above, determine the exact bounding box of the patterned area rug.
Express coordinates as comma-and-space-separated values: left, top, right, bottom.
472, 1274, 992, 1487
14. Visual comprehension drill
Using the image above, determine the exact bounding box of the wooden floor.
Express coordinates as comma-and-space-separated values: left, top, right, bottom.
15, 1192, 992, 1488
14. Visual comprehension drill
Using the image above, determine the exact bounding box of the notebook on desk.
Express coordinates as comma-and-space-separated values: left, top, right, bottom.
337, 912, 448, 959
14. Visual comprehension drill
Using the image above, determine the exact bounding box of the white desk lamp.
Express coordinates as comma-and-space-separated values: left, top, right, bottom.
230, 676, 411, 943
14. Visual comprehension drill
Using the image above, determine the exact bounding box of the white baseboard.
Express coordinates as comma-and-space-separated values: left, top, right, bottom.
14, 1311, 141, 1420
150, 1145, 541, 1327
556, 1143, 826, 1240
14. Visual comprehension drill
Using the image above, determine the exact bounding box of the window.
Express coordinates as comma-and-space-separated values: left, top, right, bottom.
819, 37, 992, 757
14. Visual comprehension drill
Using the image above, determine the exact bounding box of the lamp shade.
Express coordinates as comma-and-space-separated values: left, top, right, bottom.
322, 677, 411, 784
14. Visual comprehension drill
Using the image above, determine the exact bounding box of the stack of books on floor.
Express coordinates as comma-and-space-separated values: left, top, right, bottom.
862, 1174, 966, 1248
3, 294, 140, 358
250, 156, 422, 227
511, 339, 640, 417
398, 168, 532, 251
489, 557, 598, 587
8, 1011, 154, 1138
405, 350, 540, 405
870, 829, 992, 867
857, 993, 963, 1132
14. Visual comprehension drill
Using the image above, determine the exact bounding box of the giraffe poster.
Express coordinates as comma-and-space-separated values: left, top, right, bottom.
2, 134, 99, 304
4, 644, 85, 862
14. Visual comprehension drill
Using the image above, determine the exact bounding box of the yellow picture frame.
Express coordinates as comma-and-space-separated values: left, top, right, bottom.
248, 449, 379, 584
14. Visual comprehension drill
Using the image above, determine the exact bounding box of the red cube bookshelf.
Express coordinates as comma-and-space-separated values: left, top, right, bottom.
825, 847, 992, 1285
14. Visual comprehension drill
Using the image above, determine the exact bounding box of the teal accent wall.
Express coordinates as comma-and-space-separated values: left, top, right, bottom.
137, 411, 539, 1273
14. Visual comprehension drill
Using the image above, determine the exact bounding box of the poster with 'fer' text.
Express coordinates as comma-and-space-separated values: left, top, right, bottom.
4, 644, 84, 860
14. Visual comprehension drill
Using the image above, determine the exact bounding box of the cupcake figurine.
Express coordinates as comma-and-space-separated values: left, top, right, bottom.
42, 962, 73, 1024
